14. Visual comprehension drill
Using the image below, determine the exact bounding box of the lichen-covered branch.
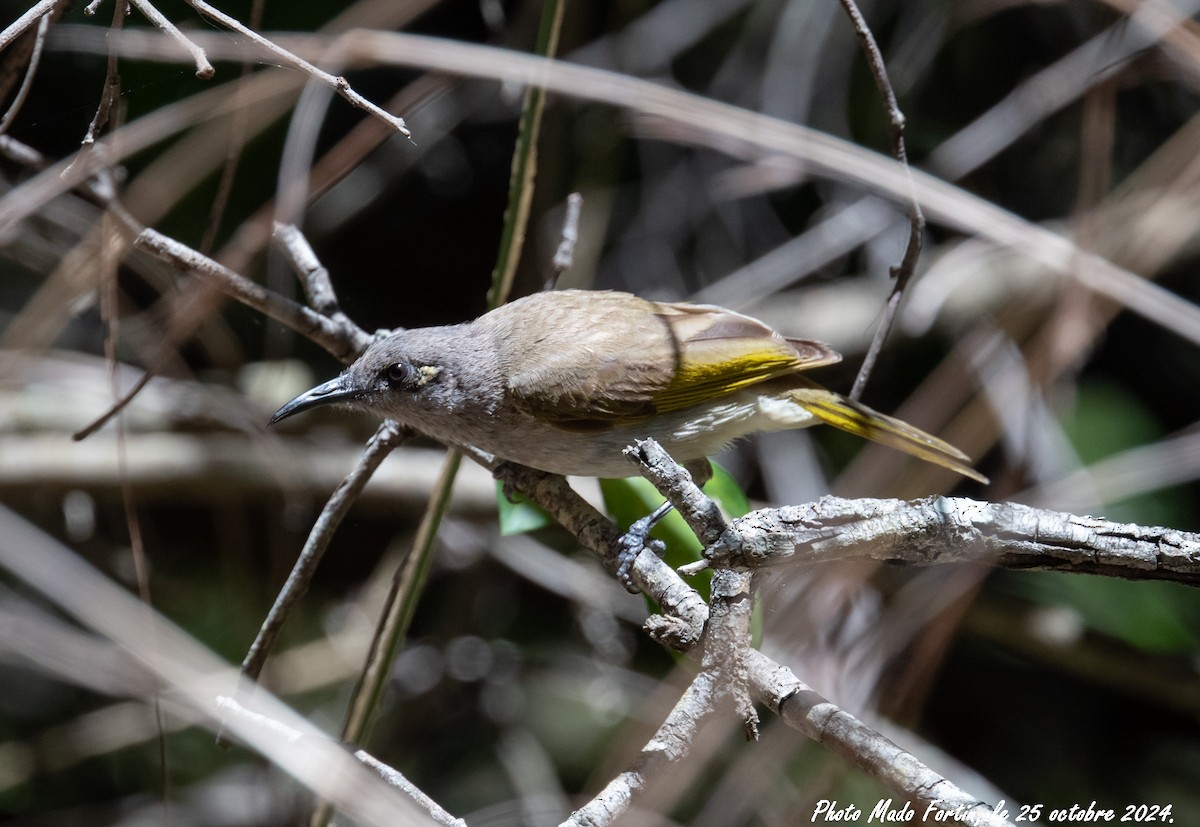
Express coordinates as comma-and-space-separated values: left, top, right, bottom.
703, 496, 1200, 585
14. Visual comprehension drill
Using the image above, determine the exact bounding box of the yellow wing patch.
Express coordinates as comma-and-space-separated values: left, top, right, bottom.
652, 338, 805, 412
649, 299, 842, 414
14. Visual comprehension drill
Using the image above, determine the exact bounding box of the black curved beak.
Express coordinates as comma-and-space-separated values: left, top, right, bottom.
269, 374, 357, 425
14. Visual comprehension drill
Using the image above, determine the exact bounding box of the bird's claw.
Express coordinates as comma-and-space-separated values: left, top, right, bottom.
616, 514, 667, 593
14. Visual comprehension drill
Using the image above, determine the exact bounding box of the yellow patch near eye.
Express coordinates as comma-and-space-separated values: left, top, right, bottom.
417, 365, 441, 386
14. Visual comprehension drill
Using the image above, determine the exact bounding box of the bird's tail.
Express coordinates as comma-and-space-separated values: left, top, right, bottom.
787, 387, 988, 484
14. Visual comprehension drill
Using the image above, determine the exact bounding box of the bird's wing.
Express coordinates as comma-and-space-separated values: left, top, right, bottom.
499, 291, 672, 427
500, 292, 840, 427
649, 301, 841, 413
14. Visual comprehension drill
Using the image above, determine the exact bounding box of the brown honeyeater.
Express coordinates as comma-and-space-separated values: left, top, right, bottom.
271, 290, 986, 487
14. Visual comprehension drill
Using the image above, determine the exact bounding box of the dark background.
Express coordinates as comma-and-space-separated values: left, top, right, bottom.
1, 1, 1198, 824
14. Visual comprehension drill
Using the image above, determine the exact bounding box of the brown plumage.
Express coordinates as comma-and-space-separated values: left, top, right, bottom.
272, 290, 986, 483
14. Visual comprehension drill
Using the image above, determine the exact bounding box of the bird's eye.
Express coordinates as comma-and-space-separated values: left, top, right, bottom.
383, 362, 414, 386
381, 361, 441, 389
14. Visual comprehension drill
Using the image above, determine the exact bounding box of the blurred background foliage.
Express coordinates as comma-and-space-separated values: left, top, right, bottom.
1, 0, 1199, 824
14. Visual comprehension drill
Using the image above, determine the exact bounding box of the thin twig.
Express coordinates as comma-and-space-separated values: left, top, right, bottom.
73, 279, 226, 441
0, 0, 57, 54
273, 222, 349, 320
353, 750, 467, 827
198, 0, 264, 255
62, 0, 129, 180
566, 669, 723, 825
183, 0, 408, 137
84, 0, 125, 144
837, 0, 926, 402
80, 225, 354, 443
237, 420, 407, 690
127, 0, 214, 79
545, 191, 583, 290
132, 228, 373, 362
217, 236, 403, 732
0, 9, 52, 136
311, 5, 565, 824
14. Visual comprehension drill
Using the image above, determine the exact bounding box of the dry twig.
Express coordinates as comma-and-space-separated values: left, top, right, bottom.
182, 0, 407, 137
836, 0, 925, 402
128, 0, 214, 79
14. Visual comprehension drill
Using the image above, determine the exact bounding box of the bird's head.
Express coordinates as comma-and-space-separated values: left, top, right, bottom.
269, 327, 487, 426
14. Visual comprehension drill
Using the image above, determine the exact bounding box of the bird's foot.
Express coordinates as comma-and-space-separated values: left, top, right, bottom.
615, 501, 674, 593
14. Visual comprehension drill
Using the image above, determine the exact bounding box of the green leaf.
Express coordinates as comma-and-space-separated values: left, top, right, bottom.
704, 462, 752, 519
496, 480, 555, 535
1059, 380, 1189, 528
1004, 571, 1199, 655
599, 463, 751, 598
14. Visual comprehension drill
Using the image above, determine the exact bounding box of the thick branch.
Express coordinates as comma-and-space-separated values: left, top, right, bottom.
749, 652, 1011, 827
500, 452, 1013, 825
494, 461, 710, 649
704, 496, 1200, 585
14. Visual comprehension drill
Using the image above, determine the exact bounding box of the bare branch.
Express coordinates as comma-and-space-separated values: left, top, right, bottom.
133, 228, 373, 362
272, 222, 349, 320
566, 667, 723, 825
518, 445, 1008, 823
546, 191, 582, 289
836, 0, 925, 402
748, 650, 1013, 827
353, 750, 467, 827
704, 569, 758, 740
71, 0, 126, 159
127, 0, 215, 79
0, 7, 52, 135
0, 0, 57, 54
236, 420, 407, 689
624, 438, 726, 547
702, 496, 1200, 585
183, 0, 408, 137
492, 462, 708, 646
